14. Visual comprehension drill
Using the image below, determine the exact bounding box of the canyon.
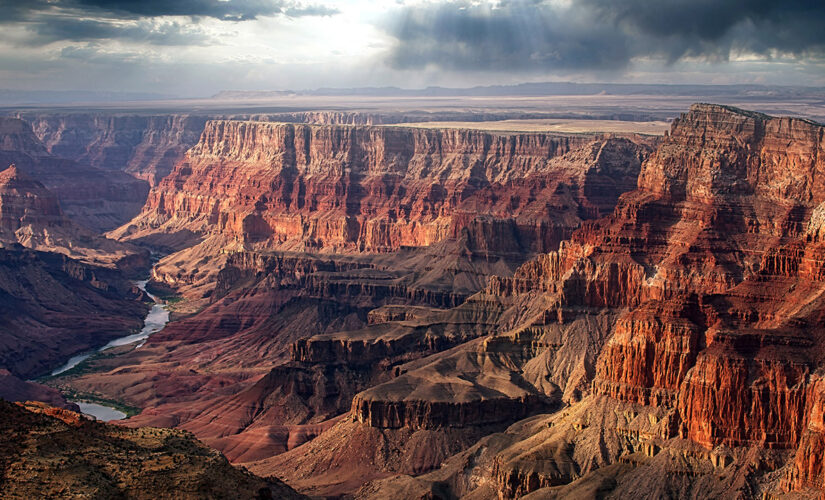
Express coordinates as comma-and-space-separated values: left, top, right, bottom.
1, 103, 824, 498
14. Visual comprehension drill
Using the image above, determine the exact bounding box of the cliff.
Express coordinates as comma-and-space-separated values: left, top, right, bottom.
249, 104, 825, 498
117, 122, 647, 250
0, 117, 150, 231
0, 164, 147, 271
441, 104, 825, 498
21, 113, 209, 185
0, 247, 148, 379
112, 122, 651, 301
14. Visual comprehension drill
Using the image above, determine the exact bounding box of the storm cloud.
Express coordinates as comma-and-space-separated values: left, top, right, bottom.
0, 0, 822, 96
1, 0, 337, 47
385, 0, 825, 72
66, 0, 338, 22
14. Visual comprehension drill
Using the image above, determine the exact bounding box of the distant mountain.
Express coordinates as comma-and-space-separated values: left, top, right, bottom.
213, 81, 825, 99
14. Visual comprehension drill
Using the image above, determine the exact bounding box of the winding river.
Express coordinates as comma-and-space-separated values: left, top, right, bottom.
51, 280, 171, 421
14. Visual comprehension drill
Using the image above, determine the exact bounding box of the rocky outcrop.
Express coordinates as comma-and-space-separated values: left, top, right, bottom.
0, 400, 304, 499
110, 122, 651, 307
352, 393, 555, 430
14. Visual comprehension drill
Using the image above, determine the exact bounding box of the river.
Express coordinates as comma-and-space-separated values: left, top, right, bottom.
51, 280, 171, 421
73, 401, 127, 421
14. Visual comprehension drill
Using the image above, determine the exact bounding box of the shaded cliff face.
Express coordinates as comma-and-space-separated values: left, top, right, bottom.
0, 247, 148, 379
0, 400, 304, 500
21, 113, 209, 185
0, 117, 150, 231
0, 118, 48, 156
0, 164, 147, 271
0, 369, 78, 411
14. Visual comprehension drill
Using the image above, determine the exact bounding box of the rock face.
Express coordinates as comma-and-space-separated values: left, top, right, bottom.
21, 113, 209, 185
0, 164, 147, 270
0, 117, 150, 231
240, 104, 825, 498
0, 400, 304, 499
0, 247, 148, 379
120, 122, 645, 254
111, 121, 651, 302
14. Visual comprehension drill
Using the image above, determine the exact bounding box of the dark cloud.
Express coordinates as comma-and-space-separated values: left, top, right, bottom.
0, 0, 337, 48
388, 0, 630, 71
585, 0, 825, 61
28, 19, 212, 46
2, 0, 337, 22
385, 0, 825, 73
66, 0, 338, 22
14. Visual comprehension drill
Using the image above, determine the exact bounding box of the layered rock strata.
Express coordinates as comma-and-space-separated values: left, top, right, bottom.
0, 164, 147, 270
346, 104, 825, 498
21, 113, 209, 185
0, 117, 150, 231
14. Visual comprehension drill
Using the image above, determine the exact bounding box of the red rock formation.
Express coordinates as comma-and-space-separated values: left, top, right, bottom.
433, 104, 825, 498
114, 122, 647, 254
267, 104, 825, 498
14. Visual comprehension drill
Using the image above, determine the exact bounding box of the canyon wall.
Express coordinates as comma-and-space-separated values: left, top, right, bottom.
20, 113, 209, 185
112, 121, 652, 301
0, 117, 150, 231
461, 104, 825, 498
57, 123, 655, 470
0, 164, 147, 270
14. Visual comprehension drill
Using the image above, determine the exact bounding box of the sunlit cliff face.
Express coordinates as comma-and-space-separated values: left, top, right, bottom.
0, 0, 823, 96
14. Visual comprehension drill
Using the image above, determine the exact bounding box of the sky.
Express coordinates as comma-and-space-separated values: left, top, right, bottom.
1, 0, 824, 97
